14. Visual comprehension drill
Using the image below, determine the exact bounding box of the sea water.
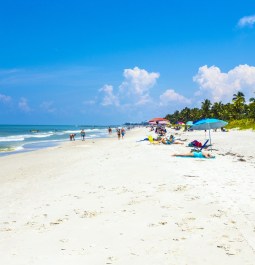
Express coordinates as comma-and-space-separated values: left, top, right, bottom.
0, 124, 112, 156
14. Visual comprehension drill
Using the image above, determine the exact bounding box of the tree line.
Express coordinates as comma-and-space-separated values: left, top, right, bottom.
165, 92, 255, 124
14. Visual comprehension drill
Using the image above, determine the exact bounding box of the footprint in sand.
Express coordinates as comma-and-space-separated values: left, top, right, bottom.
50, 218, 65, 225
74, 209, 99, 218
216, 244, 239, 256
174, 185, 188, 192
148, 221, 168, 227
106, 256, 118, 264
0, 227, 12, 232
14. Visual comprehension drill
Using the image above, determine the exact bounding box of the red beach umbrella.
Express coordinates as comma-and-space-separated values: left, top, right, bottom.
149, 118, 170, 124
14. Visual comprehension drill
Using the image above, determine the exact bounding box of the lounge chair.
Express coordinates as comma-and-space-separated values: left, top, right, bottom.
148, 135, 160, 144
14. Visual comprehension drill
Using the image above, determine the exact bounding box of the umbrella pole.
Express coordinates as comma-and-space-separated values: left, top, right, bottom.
209, 129, 212, 152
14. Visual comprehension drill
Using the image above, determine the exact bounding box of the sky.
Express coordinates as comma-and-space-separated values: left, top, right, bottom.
1, 0, 255, 125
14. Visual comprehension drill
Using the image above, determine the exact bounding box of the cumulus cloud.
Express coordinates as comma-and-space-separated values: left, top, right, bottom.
238, 15, 255, 28
18, 97, 32, 112
120, 66, 160, 96
98, 67, 159, 107
0, 93, 12, 104
99, 84, 119, 106
193, 64, 255, 102
159, 89, 191, 106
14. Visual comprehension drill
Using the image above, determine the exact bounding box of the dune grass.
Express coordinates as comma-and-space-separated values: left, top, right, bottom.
226, 119, 255, 130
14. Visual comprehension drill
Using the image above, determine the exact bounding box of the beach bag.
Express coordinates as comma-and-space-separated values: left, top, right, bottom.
190, 140, 202, 147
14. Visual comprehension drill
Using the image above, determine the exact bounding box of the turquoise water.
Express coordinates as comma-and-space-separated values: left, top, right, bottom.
0, 124, 111, 156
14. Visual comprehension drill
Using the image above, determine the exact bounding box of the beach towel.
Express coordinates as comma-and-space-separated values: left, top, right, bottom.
175, 155, 215, 159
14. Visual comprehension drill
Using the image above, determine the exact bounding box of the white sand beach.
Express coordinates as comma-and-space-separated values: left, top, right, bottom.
1, 128, 255, 265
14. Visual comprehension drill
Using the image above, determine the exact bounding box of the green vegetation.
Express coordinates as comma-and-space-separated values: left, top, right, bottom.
165, 91, 255, 130
226, 119, 255, 130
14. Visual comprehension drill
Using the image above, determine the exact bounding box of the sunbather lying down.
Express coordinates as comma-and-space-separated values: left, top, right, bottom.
161, 135, 184, 145
172, 151, 215, 158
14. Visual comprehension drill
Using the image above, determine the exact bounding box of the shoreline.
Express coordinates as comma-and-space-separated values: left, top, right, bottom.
1, 128, 255, 264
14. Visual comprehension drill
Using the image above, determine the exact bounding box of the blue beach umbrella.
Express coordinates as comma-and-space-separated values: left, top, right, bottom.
191, 118, 228, 149
186, 121, 193, 126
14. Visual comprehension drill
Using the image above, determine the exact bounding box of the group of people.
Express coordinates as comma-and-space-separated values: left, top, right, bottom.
151, 134, 185, 145
69, 130, 86, 141
149, 126, 214, 159
116, 127, 126, 140
108, 126, 126, 140
69, 126, 127, 142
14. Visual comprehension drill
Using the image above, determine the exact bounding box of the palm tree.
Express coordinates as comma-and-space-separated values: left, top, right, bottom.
190, 107, 202, 122
232, 91, 245, 119
248, 96, 255, 119
201, 99, 212, 118
180, 107, 191, 122
211, 101, 224, 119
233, 91, 245, 102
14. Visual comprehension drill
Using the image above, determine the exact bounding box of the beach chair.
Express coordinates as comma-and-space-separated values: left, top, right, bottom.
191, 139, 211, 152
148, 135, 160, 144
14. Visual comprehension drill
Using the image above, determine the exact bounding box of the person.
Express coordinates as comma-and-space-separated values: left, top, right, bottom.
69, 133, 76, 141
117, 128, 121, 140
167, 135, 184, 144
108, 127, 112, 134
80, 129, 86, 141
121, 127, 125, 139
172, 150, 215, 158
221, 127, 228, 132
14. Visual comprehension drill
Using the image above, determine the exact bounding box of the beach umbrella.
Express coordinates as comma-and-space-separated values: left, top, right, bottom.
177, 121, 185, 125
149, 118, 170, 125
186, 121, 193, 126
191, 118, 228, 149
158, 120, 170, 125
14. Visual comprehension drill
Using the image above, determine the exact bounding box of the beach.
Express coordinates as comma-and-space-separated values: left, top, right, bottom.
1, 128, 255, 265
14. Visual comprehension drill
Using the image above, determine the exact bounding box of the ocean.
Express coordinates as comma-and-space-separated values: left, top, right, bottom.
0, 124, 112, 156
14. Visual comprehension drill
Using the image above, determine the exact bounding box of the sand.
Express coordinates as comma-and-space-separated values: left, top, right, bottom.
1, 128, 255, 265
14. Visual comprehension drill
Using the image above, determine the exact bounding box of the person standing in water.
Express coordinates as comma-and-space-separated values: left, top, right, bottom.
80, 129, 86, 141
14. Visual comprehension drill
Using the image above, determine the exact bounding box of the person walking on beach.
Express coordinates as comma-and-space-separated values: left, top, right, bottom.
121, 127, 125, 139
117, 128, 121, 140
80, 129, 86, 141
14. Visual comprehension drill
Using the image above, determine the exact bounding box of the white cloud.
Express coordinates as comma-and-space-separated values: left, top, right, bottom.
120, 66, 160, 96
160, 89, 191, 106
119, 66, 159, 105
0, 93, 12, 103
238, 15, 255, 28
18, 97, 32, 112
135, 94, 152, 105
40, 101, 56, 113
98, 67, 159, 107
99, 84, 119, 106
193, 64, 255, 102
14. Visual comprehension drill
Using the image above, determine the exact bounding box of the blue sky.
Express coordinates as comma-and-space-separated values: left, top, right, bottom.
1, 0, 255, 125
